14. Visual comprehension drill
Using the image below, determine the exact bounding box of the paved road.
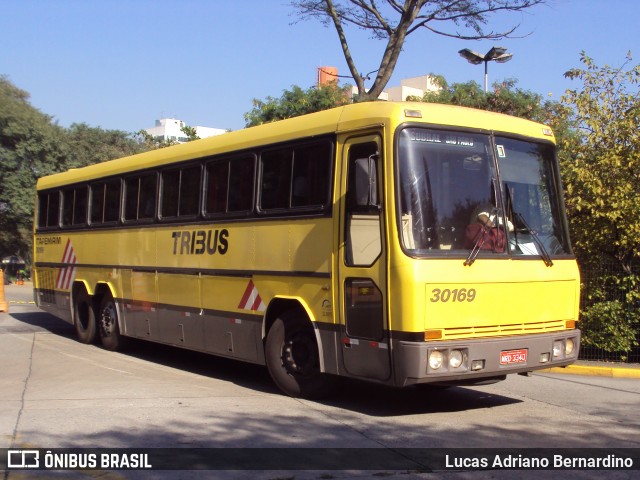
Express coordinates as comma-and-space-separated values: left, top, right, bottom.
1, 283, 639, 479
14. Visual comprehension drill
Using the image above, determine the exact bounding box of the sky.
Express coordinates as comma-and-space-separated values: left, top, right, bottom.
1, 0, 639, 133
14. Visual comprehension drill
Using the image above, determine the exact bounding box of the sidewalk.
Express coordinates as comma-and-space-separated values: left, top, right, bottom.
542, 360, 640, 379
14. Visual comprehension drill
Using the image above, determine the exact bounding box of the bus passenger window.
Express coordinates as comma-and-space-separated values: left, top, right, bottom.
125, 174, 157, 221
62, 190, 74, 226
292, 142, 331, 208
37, 191, 60, 229
139, 174, 157, 219
206, 161, 229, 214
260, 149, 292, 210
103, 179, 121, 222
90, 184, 105, 224
228, 157, 254, 212
124, 177, 139, 221
206, 156, 254, 215
37, 193, 49, 228
161, 170, 180, 218
62, 187, 87, 226
91, 180, 121, 224
179, 166, 201, 216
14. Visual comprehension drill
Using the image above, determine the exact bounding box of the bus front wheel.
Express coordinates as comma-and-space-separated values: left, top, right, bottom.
98, 294, 127, 351
265, 313, 334, 399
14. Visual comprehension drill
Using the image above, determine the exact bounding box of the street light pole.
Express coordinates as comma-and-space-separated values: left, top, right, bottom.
458, 47, 513, 92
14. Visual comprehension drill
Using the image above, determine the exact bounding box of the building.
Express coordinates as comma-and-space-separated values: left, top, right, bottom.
145, 118, 226, 143
317, 67, 440, 102
383, 75, 440, 101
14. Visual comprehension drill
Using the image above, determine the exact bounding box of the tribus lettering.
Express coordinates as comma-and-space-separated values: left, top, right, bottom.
171, 229, 229, 255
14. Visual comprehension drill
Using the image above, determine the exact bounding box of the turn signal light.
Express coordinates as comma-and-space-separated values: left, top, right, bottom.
425, 330, 443, 340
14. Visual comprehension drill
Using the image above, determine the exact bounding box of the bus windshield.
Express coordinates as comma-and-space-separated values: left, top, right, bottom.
397, 127, 570, 257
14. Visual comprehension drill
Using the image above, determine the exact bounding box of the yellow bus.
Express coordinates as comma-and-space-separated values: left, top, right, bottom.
33, 102, 580, 398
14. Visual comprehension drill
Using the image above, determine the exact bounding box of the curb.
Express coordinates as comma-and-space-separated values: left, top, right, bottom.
541, 364, 640, 379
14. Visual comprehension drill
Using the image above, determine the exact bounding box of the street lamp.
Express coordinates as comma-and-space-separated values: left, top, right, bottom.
458, 46, 513, 92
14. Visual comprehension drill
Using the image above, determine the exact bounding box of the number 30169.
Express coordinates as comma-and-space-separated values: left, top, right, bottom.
430, 288, 476, 303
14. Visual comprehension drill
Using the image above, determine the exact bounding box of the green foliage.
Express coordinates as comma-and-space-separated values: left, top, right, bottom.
0, 76, 147, 264
561, 52, 640, 275
0, 76, 69, 263
180, 125, 200, 142
560, 52, 640, 356
414, 76, 575, 153
416, 76, 568, 124
244, 82, 352, 127
580, 266, 639, 357
133, 129, 179, 149
133, 124, 199, 150
67, 123, 146, 168
579, 301, 638, 356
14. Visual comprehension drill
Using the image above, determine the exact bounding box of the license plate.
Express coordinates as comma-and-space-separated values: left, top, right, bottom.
500, 349, 528, 365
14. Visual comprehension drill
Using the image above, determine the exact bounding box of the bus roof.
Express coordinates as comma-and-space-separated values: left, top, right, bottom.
37, 102, 555, 190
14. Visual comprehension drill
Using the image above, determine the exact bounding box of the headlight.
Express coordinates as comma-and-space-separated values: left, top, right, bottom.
449, 349, 463, 368
553, 340, 563, 358
429, 350, 444, 370
566, 338, 575, 355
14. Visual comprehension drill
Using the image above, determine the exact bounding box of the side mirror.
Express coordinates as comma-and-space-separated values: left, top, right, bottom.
354, 155, 379, 208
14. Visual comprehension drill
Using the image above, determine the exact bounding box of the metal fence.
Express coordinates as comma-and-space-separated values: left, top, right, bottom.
577, 257, 640, 363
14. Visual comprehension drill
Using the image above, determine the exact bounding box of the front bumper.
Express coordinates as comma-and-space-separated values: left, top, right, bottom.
394, 329, 581, 387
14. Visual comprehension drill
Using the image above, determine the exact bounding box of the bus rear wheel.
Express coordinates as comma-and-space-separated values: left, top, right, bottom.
265, 313, 334, 399
97, 294, 127, 351
73, 287, 96, 344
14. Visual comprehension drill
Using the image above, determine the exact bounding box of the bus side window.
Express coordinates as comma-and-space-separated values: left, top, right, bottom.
139, 174, 157, 219
260, 148, 292, 210
90, 183, 105, 224
205, 161, 229, 215
161, 169, 180, 218
292, 142, 331, 208
103, 179, 121, 222
38, 191, 60, 229
228, 156, 254, 212
206, 155, 255, 216
178, 165, 200, 216
62, 187, 88, 227
125, 174, 157, 221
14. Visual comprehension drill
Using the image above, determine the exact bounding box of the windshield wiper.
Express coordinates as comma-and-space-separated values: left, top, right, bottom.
464, 225, 487, 266
513, 212, 554, 267
464, 207, 498, 267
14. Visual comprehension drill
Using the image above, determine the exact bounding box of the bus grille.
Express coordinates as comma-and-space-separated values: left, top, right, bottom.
442, 320, 567, 339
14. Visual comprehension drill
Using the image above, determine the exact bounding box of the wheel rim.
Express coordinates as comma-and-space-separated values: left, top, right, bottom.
282, 330, 316, 377
100, 303, 117, 337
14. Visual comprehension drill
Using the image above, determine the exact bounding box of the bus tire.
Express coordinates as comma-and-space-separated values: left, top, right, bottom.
73, 287, 96, 344
97, 294, 127, 351
265, 313, 334, 399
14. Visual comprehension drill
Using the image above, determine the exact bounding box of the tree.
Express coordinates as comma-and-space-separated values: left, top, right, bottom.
411, 76, 574, 146
244, 82, 352, 127
560, 52, 640, 356
181, 125, 200, 141
66, 123, 146, 168
0, 77, 150, 265
291, 0, 545, 100
561, 52, 640, 275
0, 76, 69, 263
134, 124, 200, 149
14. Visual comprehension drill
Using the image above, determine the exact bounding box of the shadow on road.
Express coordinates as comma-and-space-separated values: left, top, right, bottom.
6, 308, 522, 417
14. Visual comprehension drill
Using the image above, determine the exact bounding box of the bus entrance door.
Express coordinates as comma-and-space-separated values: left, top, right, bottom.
338, 136, 391, 381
